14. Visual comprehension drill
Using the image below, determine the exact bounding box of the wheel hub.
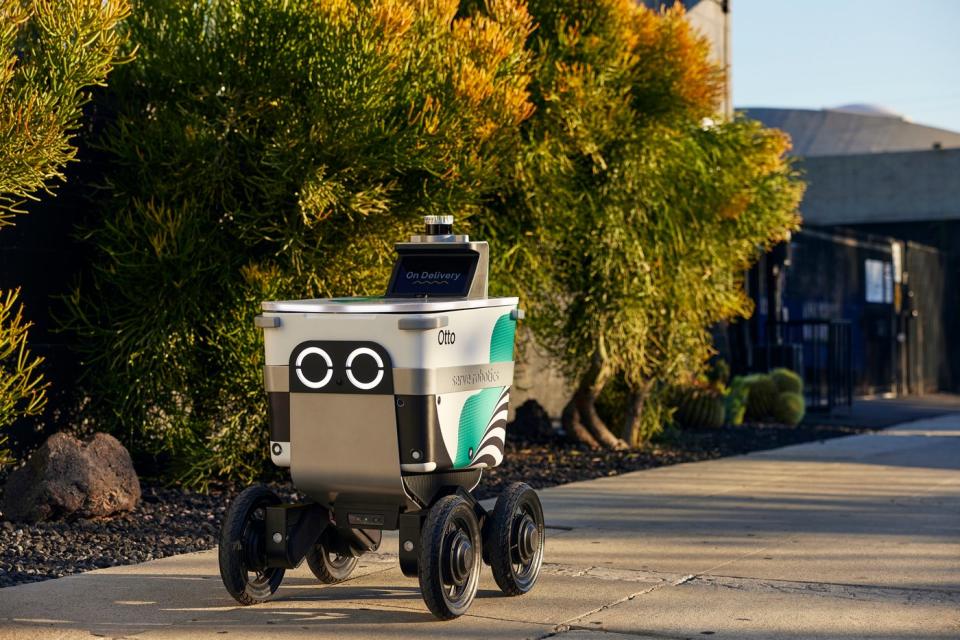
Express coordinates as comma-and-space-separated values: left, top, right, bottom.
515, 514, 539, 564
446, 530, 474, 585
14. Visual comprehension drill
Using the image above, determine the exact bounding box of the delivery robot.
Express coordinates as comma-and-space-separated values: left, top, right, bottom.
218, 215, 544, 619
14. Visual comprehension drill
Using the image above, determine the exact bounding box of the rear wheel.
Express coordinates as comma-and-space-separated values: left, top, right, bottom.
218, 485, 285, 605
418, 494, 482, 619
486, 482, 544, 596
306, 530, 359, 584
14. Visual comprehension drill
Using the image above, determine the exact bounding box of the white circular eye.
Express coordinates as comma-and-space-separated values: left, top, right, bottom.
295, 346, 333, 389
345, 347, 384, 390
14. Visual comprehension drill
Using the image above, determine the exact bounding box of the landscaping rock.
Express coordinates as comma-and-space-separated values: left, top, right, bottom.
1, 432, 141, 523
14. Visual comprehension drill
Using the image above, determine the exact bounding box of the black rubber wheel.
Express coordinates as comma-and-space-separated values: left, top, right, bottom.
485, 482, 544, 596
218, 485, 285, 605
418, 494, 482, 620
305, 529, 359, 584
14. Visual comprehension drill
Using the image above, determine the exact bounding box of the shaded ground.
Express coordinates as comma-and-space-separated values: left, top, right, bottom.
805, 392, 960, 429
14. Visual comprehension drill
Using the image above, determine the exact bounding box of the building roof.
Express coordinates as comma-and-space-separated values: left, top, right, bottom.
742, 107, 960, 157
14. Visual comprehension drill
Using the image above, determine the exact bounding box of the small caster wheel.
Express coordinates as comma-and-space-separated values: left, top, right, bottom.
306, 529, 359, 584
485, 482, 544, 596
418, 494, 482, 619
218, 485, 285, 605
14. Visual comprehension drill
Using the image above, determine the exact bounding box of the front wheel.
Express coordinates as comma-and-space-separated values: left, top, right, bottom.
306, 530, 359, 584
218, 485, 286, 605
418, 494, 482, 619
485, 482, 544, 596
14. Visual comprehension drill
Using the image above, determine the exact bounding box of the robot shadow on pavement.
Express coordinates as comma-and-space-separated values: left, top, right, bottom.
218, 216, 545, 620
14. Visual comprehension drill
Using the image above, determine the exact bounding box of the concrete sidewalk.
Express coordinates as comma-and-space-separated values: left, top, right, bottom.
1, 416, 958, 640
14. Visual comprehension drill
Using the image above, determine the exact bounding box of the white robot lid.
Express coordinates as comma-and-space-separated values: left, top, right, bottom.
261, 296, 519, 313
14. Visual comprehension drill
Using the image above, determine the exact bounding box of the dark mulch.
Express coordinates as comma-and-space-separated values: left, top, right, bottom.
0, 421, 869, 588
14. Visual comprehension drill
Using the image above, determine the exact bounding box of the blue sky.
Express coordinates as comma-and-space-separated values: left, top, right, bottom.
732, 0, 960, 132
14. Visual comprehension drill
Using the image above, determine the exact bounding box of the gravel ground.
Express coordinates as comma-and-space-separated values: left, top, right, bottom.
0, 422, 868, 588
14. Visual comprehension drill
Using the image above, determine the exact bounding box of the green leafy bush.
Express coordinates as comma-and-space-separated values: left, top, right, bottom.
0, 0, 129, 465
725, 376, 749, 426
770, 367, 803, 395
67, 0, 534, 486
772, 391, 805, 427
743, 373, 778, 422
0, 290, 47, 465
497, 0, 804, 448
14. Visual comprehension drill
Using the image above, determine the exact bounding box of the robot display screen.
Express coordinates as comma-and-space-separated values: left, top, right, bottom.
389, 253, 476, 297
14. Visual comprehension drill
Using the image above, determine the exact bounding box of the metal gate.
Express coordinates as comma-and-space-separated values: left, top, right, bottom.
764, 320, 853, 411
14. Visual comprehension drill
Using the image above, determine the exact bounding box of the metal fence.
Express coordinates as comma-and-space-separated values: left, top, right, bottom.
761, 320, 853, 412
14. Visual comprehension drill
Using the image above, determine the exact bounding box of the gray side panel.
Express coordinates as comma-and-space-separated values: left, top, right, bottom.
393, 362, 514, 395
289, 394, 410, 509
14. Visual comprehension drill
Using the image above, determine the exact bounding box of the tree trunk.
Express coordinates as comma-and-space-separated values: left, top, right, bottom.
561, 398, 601, 448
561, 345, 628, 450
621, 383, 651, 448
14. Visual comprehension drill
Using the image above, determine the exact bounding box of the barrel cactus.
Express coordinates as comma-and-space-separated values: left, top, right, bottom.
770, 367, 803, 395
673, 387, 725, 429
772, 391, 806, 426
725, 376, 750, 426
743, 373, 778, 422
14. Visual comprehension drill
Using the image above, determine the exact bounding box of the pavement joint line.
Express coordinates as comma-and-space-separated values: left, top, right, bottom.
564, 625, 691, 640
700, 572, 960, 597
697, 540, 783, 575
552, 573, 694, 631
690, 573, 960, 605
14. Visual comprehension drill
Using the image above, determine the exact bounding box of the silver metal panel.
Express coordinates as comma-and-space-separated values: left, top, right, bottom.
263, 366, 289, 392
398, 315, 449, 331
288, 393, 411, 509
254, 315, 282, 328
400, 462, 437, 473
408, 234, 470, 243
393, 362, 514, 395
262, 296, 517, 314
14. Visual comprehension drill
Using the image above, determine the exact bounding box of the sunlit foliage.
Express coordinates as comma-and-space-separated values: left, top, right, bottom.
0, 0, 129, 465
497, 0, 803, 447
67, 0, 534, 487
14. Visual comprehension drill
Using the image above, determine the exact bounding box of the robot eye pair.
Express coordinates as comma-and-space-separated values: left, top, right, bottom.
289, 341, 393, 394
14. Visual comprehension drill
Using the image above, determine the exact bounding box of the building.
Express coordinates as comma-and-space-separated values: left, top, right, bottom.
741, 106, 960, 398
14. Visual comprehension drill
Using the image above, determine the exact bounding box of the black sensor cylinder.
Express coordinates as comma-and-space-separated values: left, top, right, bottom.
424, 215, 453, 236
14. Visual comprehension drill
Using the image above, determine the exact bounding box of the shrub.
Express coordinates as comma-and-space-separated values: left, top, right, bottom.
67, 0, 534, 486
725, 375, 749, 426
672, 387, 725, 430
772, 391, 805, 427
770, 367, 803, 394
0, 0, 129, 465
499, 0, 804, 448
743, 373, 778, 422
0, 290, 47, 465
